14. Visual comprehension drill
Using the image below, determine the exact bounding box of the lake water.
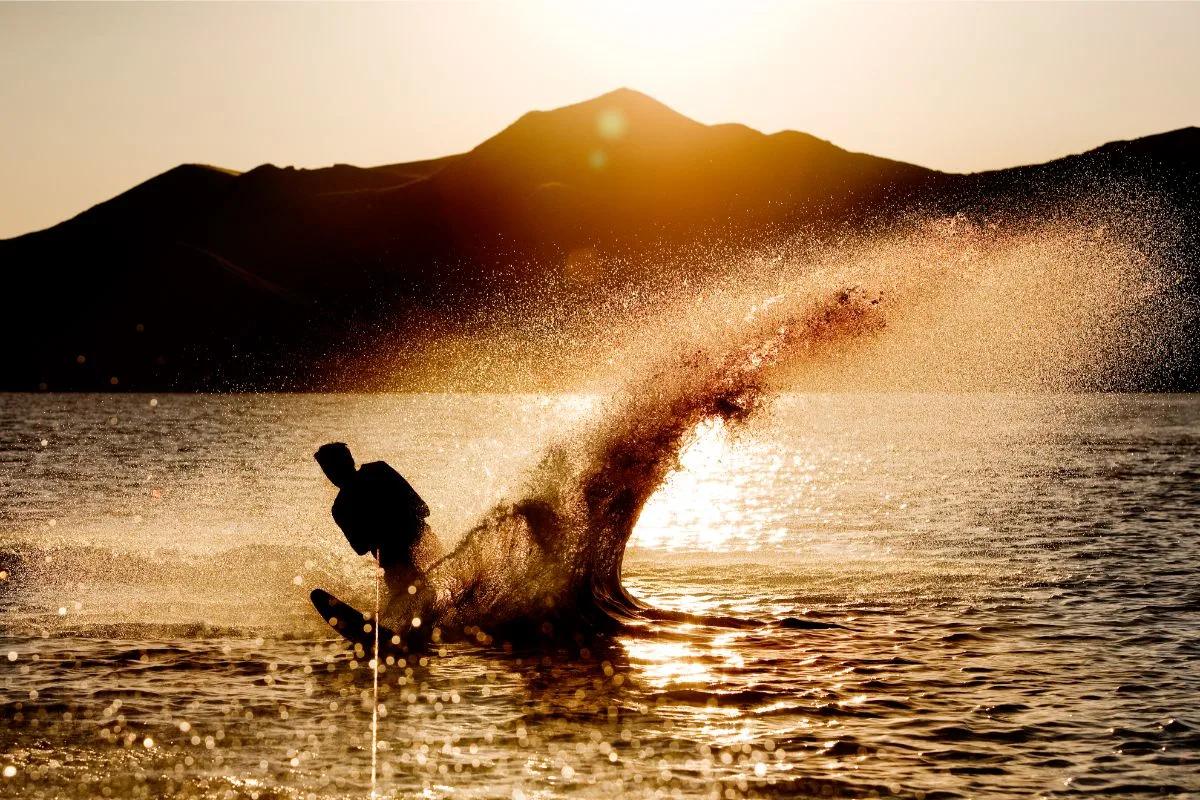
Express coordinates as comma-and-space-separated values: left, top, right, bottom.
1, 393, 1198, 799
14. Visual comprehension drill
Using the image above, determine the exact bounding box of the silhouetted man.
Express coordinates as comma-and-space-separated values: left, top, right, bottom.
314, 443, 439, 582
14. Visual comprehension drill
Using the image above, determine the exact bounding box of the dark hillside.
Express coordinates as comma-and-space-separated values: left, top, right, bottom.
1, 90, 1195, 390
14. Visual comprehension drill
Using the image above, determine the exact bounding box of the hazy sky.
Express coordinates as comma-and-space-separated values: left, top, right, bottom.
2, 1, 1198, 239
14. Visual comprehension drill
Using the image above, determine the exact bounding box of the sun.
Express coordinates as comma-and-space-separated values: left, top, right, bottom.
516, 0, 763, 84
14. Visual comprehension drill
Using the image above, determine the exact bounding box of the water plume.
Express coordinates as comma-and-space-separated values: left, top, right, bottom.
391, 196, 1187, 638
396, 284, 888, 637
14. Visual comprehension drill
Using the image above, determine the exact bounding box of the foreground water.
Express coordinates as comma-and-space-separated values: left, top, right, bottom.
0, 393, 1197, 799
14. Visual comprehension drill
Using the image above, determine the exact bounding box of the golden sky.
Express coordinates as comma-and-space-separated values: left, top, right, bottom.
1, 1, 1197, 239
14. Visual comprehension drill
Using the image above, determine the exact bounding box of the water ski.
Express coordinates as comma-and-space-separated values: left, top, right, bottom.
310, 588, 407, 655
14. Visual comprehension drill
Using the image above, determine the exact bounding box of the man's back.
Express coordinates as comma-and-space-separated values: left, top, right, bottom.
332, 461, 429, 563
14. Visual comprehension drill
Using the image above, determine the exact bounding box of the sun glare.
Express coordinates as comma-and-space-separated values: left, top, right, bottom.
519, 0, 761, 81
629, 417, 745, 552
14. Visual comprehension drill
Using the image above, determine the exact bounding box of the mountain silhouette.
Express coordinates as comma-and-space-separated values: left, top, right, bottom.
1, 89, 1196, 390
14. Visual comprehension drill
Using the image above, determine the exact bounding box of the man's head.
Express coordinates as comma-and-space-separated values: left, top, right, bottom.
314, 442, 356, 487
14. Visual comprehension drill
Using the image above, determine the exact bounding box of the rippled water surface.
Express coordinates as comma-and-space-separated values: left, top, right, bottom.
1, 393, 1198, 799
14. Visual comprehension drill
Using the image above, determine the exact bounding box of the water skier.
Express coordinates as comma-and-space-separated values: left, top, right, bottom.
314, 442, 442, 601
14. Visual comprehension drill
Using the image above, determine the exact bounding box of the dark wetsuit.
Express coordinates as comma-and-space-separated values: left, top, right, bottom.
331, 461, 430, 570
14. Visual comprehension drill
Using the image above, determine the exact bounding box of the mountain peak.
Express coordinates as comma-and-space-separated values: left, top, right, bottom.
571, 86, 678, 111
470, 88, 707, 161
586, 86, 652, 102
539, 87, 703, 129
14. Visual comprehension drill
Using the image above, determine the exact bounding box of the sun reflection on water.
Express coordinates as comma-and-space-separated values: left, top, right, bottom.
623, 640, 712, 687
629, 418, 748, 552
623, 632, 748, 694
